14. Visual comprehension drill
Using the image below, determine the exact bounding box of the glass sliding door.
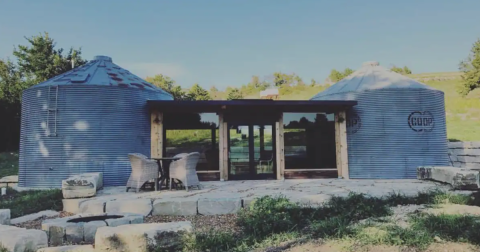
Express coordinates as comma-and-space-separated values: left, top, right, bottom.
228, 123, 276, 180
228, 125, 251, 177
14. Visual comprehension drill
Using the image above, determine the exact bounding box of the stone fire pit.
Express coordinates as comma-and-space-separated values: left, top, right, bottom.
41, 213, 143, 245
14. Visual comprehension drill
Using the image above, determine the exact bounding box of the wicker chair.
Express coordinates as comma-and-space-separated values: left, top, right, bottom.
126, 153, 159, 192
169, 152, 201, 191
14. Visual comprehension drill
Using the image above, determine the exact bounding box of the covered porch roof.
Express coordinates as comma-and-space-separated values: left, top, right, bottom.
147, 99, 357, 113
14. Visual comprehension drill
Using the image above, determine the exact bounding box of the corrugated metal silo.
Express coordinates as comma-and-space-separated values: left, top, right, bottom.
311, 61, 449, 179
19, 55, 173, 188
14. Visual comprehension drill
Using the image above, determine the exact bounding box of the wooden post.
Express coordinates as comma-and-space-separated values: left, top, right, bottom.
335, 110, 349, 179
222, 120, 228, 181
151, 111, 163, 159
275, 114, 285, 180
218, 113, 229, 181
218, 113, 224, 181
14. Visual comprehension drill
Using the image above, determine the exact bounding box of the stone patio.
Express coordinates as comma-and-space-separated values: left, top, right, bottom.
63, 179, 459, 215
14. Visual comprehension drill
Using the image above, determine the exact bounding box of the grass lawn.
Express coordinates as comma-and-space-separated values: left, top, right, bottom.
0, 188, 62, 218
158, 191, 480, 252
0, 152, 19, 178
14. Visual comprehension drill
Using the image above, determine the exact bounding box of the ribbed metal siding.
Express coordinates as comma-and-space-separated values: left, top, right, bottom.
19, 85, 172, 188
312, 89, 449, 179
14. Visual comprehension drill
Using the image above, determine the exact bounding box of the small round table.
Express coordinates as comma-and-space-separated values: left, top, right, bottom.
151, 157, 180, 191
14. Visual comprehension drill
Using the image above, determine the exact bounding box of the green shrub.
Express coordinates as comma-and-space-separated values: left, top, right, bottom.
183, 230, 240, 252
310, 217, 353, 239
237, 195, 302, 238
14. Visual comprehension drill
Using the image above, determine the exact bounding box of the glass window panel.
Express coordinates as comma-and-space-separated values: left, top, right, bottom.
283, 113, 336, 169
164, 113, 219, 171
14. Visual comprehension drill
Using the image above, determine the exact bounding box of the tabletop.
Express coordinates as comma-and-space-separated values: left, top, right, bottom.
151, 157, 181, 160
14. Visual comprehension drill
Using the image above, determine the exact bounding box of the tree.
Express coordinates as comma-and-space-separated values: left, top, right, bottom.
145, 74, 187, 100
390, 65, 412, 75
458, 39, 480, 96
12, 32, 86, 84
310, 78, 317, 87
273, 72, 295, 87
187, 83, 211, 101
328, 68, 353, 82
0, 32, 86, 151
226, 88, 243, 100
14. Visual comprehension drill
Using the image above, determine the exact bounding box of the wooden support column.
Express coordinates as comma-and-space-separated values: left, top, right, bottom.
335, 110, 349, 179
151, 111, 163, 159
218, 113, 228, 181
275, 114, 285, 180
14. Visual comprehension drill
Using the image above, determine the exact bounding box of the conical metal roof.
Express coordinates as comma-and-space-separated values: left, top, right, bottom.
32, 55, 170, 94
313, 61, 438, 99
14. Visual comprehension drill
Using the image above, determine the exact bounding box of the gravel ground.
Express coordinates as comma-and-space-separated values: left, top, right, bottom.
146, 214, 241, 234
13, 211, 74, 230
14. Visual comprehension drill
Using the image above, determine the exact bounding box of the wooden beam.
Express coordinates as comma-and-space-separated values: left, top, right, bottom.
275, 114, 285, 180
151, 111, 163, 159
335, 111, 349, 179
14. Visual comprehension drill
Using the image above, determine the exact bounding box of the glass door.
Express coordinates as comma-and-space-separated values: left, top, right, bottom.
228, 123, 276, 180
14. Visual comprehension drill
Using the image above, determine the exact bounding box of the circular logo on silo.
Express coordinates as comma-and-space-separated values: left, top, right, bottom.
346, 112, 361, 134
408, 111, 434, 132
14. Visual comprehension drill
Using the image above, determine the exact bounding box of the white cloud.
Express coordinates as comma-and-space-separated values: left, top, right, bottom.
119, 62, 186, 79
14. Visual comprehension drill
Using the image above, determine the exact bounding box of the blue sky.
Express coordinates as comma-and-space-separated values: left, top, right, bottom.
1, 0, 479, 90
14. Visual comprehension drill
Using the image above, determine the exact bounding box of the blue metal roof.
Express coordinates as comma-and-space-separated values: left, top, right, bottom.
313, 61, 439, 100
31, 55, 171, 95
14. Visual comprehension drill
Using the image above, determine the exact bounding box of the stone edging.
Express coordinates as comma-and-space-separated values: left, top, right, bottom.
41, 212, 144, 246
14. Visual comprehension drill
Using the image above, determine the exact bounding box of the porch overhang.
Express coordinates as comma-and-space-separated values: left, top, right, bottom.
147, 99, 357, 113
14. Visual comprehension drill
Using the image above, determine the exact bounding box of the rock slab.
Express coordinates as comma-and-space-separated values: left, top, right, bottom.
10, 210, 58, 225
198, 198, 242, 215
62, 172, 103, 199
106, 199, 153, 216
37, 245, 95, 252
417, 166, 479, 190
0, 209, 10, 225
95, 222, 192, 252
0, 225, 48, 252
152, 199, 197, 216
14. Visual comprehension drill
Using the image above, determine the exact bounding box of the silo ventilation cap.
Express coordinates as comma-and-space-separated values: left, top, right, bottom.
362, 61, 379, 67
94, 55, 112, 62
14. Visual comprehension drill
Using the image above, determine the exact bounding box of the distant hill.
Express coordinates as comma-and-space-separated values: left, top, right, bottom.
226, 71, 479, 142
408, 72, 462, 82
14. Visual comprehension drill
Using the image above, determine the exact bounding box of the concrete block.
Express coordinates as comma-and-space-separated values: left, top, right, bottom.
0, 226, 48, 252
0, 175, 18, 187
0, 209, 11, 225
105, 217, 130, 227
417, 166, 479, 190
124, 213, 144, 224
457, 156, 480, 163
198, 198, 242, 215
49, 225, 66, 246
83, 221, 106, 243
10, 210, 58, 225
106, 199, 152, 216
152, 199, 197, 216
65, 223, 84, 243
37, 245, 95, 252
62, 174, 98, 199
62, 198, 89, 214
79, 200, 106, 214
95, 222, 192, 252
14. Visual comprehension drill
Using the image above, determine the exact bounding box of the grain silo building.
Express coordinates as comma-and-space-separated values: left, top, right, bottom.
311, 61, 449, 179
19, 56, 172, 188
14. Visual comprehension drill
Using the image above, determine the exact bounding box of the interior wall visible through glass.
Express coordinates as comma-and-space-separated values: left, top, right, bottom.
283, 112, 336, 169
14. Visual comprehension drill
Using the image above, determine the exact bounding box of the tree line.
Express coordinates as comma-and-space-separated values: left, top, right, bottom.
1, 32, 479, 151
